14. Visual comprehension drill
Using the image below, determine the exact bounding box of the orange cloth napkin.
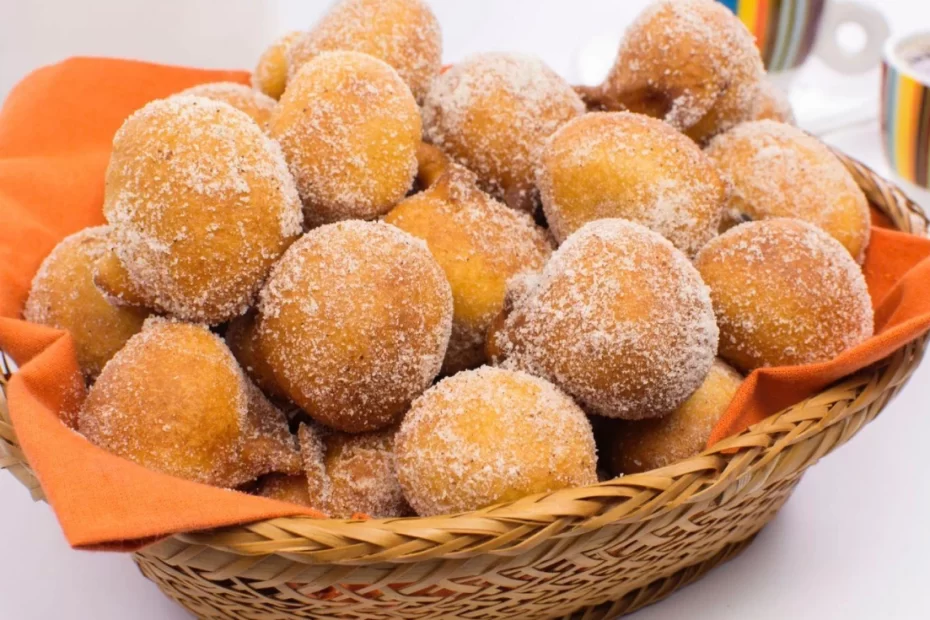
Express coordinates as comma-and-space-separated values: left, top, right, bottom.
0, 58, 928, 550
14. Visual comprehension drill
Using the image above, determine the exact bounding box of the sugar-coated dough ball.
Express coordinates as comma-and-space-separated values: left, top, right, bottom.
258, 221, 452, 432
270, 51, 421, 226
23, 226, 148, 379
240, 381, 302, 478
287, 0, 441, 102
80, 319, 254, 487
253, 31, 304, 100
179, 82, 276, 127
102, 96, 303, 324
395, 367, 598, 516
705, 120, 871, 263
489, 219, 719, 420
748, 80, 795, 124
599, 0, 764, 143
605, 359, 743, 475
385, 166, 552, 374
423, 53, 585, 213
695, 218, 874, 371
538, 112, 726, 256
256, 473, 314, 507
226, 310, 286, 401
298, 425, 411, 518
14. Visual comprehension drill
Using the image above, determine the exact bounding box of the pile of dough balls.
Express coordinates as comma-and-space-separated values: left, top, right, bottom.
23, 0, 876, 516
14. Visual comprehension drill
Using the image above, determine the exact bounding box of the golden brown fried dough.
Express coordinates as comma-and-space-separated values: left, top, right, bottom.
595, 0, 764, 143
395, 367, 598, 516
422, 53, 585, 213
705, 120, 870, 262
286, 0, 441, 102
271, 51, 421, 226
695, 218, 874, 371
605, 359, 743, 475
102, 96, 303, 323
385, 166, 552, 374
24, 226, 148, 379
80, 319, 250, 487
538, 112, 726, 256
255, 473, 314, 507
179, 82, 276, 127
226, 310, 287, 401
253, 31, 303, 100
258, 220, 452, 432
489, 219, 719, 420
298, 425, 411, 518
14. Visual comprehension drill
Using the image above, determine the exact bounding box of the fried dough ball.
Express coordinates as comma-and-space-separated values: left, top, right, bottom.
706, 120, 871, 263
605, 359, 743, 475
101, 96, 303, 324
270, 51, 421, 226
415, 142, 451, 190
298, 425, 411, 518
286, 0, 442, 102
255, 473, 313, 507
695, 219, 874, 371
537, 112, 727, 256
23, 226, 148, 379
489, 219, 719, 420
79, 319, 292, 487
749, 81, 795, 124
422, 53, 585, 213
385, 166, 552, 375
226, 310, 286, 401
253, 31, 303, 100
395, 367, 598, 516
594, 0, 764, 143
241, 381, 302, 477
179, 82, 276, 127
258, 221, 452, 432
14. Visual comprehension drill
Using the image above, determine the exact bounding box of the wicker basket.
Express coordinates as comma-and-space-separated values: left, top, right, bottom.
1, 153, 927, 620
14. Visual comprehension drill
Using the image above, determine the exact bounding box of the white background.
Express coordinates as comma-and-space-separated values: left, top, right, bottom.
1, 1, 929, 618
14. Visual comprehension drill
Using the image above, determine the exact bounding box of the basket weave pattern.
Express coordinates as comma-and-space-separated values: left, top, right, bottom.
1, 153, 927, 619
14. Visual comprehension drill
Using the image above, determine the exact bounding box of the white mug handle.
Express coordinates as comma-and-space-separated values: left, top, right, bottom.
814, 1, 890, 74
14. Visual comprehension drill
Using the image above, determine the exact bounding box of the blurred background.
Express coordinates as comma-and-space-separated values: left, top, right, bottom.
0, 1, 928, 619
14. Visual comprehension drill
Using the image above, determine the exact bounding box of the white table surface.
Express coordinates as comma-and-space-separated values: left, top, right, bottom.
2, 1, 929, 619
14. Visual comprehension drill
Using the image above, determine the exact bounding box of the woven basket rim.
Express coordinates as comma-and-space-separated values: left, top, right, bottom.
1, 151, 928, 561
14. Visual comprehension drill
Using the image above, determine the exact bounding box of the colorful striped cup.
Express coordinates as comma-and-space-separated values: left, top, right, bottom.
717, 0, 888, 76
882, 33, 930, 190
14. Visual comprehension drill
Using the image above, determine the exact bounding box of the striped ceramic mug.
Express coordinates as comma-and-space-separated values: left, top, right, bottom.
718, 0, 888, 76
882, 33, 930, 191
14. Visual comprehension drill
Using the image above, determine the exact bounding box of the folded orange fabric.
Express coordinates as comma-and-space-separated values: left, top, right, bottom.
0, 58, 928, 550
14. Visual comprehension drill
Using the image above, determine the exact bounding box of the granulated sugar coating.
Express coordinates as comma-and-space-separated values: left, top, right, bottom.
422, 53, 585, 213
253, 31, 304, 100
537, 112, 726, 256
179, 82, 277, 127
604, 359, 744, 476
258, 220, 453, 432
599, 0, 763, 143
705, 120, 871, 263
395, 366, 598, 516
103, 96, 303, 324
489, 219, 719, 420
695, 218, 874, 371
385, 165, 553, 375
270, 51, 421, 226
298, 425, 411, 518
748, 81, 795, 124
286, 0, 442, 103
23, 226, 149, 379
239, 381, 302, 479
79, 318, 252, 488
